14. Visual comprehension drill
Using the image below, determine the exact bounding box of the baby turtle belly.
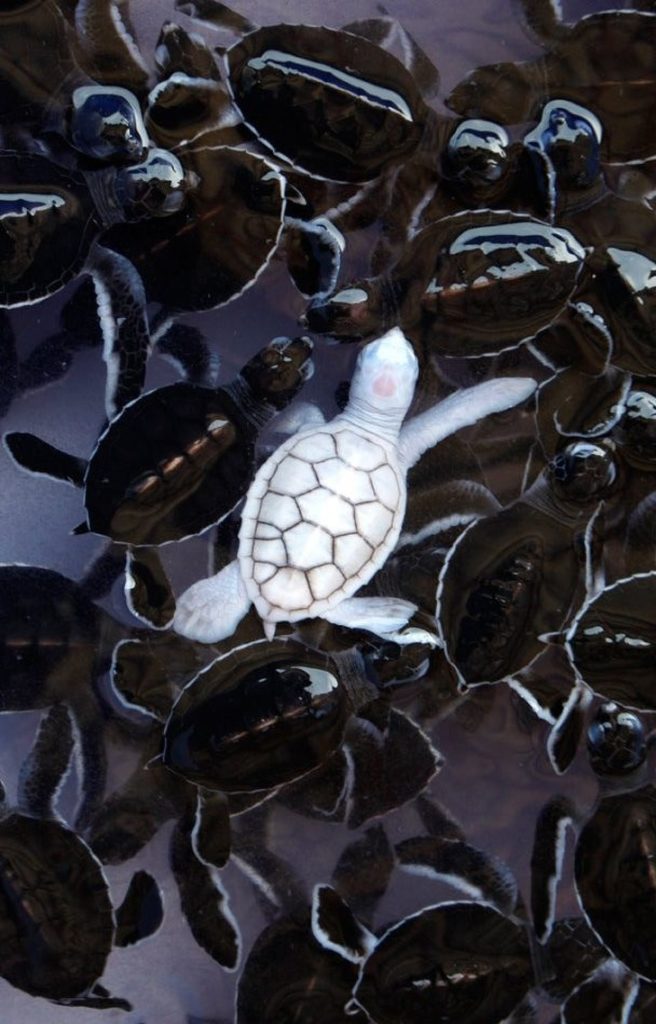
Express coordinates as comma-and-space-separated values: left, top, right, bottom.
240, 426, 403, 621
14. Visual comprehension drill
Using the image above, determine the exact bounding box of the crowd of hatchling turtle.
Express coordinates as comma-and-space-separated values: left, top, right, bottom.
3, 0, 656, 1021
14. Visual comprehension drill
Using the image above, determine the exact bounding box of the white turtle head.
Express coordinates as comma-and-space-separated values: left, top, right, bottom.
345, 327, 419, 436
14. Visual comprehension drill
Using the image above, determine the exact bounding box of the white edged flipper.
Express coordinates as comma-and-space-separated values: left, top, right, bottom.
323, 596, 417, 638
173, 559, 251, 643
399, 376, 537, 469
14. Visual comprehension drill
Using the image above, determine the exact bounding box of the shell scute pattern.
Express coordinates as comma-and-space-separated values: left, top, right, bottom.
240, 424, 404, 619
285, 522, 334, 570
315, 459, 376, 501
269, 455, 318, 496
334, 429, 388, 471
297, 489, 357, 533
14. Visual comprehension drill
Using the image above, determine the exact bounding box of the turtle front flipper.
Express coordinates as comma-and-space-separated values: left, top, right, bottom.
17, 705, 74, 818
398, 377, 537, 471
153, 318, 218, 386
331, 825, 394, 928
0, 310, 17, 418
170, 807, 241, 969
174, 559, 251, 643
87, 242, 150, 418
285, 216, 345, 300
72, 0, 149, 97
174, 0, 256, 33
125, 547, 176, 629
531, 795, 577, 943
191, 789, 230, 869
559, 960, 640, 1024
4, 431, 87, 486
446, 60, 539, 125
395, 835, 518, 916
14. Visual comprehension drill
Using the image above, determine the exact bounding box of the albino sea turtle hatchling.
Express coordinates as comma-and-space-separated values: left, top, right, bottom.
174, 328, 536, 644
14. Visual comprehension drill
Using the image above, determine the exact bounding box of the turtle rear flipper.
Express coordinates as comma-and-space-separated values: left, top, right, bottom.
4, 431, 87, 486
114, 870, 164, 946
323, 595, 418, 639
173, 559, 251, 643
62, 988, 132, 1011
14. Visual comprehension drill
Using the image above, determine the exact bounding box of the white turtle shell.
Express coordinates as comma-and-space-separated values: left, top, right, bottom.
239, 423, 404, 623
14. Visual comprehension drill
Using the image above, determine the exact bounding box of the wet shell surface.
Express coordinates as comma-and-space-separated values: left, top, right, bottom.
225, 23, 429, 182
239, 424, 404, 622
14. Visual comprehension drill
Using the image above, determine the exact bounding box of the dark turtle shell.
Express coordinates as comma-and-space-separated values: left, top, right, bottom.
406, 211, 586, 356
436, 474, 600, 689
102, 146, 286, 312
163, 639, 350, 792
567, 572, 656, 712
82, 336, 313, 545
0, 1, 76, 130
353, 902, 533, 1024
225, 23, 430, 182
447, 9, 656, 164
0, 565, 105, 710
306, 210, 586, 354
575, 783, 656, 981
238, 913, 366, 1024
0, 151, 98, 307
0, 813, 113, 1000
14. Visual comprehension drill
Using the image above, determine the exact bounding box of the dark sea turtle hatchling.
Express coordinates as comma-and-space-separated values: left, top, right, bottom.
305, 210, 586, 358
0, 563, 185, 829
0, 147, 187, 415
531, 702, 656, 983
176, 1, 436, 183
173, 327, 536, 645
86, 634, 372, 969
5, 336, 313, 626
0, 704, 162, 1009
436, 439, 618, 691
101, 144, 290, 315
161, 638, 353, 793
446, 1, 656, 165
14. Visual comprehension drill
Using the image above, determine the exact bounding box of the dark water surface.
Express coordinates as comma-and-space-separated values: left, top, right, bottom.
1, 1, 655, 1022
